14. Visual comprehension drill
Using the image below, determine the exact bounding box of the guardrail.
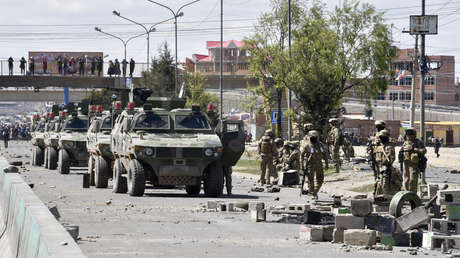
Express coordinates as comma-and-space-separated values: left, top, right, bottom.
0, 158, 86, 258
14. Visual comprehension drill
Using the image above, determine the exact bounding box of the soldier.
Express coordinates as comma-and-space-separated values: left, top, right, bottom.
286, 142, 300, 171
373, 129, 398, 196
399, 128, 426, 192
276, 141, 291, 173
273, 137, 284, 169
342, 132, 352, 162
258, 129, 277, 185
328, 118, 342, 173
300, 130, 326, 199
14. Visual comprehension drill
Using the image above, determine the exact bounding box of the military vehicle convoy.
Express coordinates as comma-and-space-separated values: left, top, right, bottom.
110, 98, 245, 197
44, 112, 66, 170
57, 110, 89, 174
31, 114, 46, 166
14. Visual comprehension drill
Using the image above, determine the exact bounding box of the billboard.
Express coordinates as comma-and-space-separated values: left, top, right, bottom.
28, 51, 103, 75
409, 15, 438, 35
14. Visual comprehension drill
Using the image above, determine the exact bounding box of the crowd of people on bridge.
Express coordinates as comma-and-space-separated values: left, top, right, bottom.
6, 56, 136, 78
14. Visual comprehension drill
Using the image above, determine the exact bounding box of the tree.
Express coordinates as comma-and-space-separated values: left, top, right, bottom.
139, 42, 176, 97
80, 89, 116, 110
185, 72, 219, 112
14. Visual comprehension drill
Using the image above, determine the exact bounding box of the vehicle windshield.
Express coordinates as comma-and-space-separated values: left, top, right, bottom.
134, 113, 169, 130
101, 117, 112, 130
63, 117, 88, 131
175, 115, 210, 130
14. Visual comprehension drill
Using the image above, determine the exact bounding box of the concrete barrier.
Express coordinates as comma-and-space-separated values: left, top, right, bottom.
0, 158, 86, 258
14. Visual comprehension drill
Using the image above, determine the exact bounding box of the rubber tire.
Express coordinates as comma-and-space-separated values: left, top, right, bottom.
389, 191, 423, 217
113, 159, 127, 194
95, 156, 109, 188
44, 147, 49, 169
49, 148, 58, 170
58, 149, 70, 175
35, 147, 44, 166
127, 159, 146, 197
88, 155, 95, 186
204, 161, 224, 197
186, 185, 201, 196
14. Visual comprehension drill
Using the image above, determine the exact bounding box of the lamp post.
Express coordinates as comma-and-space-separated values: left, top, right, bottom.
112, 11, 174, 70
146, 0, 201, 95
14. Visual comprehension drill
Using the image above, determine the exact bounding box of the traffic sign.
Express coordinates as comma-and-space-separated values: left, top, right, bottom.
271, 111, 282, 124
410, 15, 438, 35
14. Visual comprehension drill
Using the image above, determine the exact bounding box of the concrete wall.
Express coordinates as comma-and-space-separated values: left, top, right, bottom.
0, 158, 86, 258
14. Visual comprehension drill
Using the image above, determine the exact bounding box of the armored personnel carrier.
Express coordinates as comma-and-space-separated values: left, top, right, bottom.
44, 111, 66, 170
31, 114, 46, 166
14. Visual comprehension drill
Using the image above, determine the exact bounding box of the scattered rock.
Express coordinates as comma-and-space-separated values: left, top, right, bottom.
251, 186, 264, 192
409, 250, 417, 255
274, 197, 280, 201
49, 186, 56, 188
59, 242, 68, 246
106, 200, 112, 205
9, 160, 22, 166
3, 165, 19, 173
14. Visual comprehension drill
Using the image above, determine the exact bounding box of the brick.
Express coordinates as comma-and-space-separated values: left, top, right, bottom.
343, 229, 376, 246
250, 209, 266, 222
395, 206, 429, 233
410, 231, 423, 247
332, 228, 344, 243
278, 170, 299, 186
364, 213, 395, 234
322, 225, 335, 241
226, 203, 234, 212
351, 199, 372, 217
447, 205, 460, 221
335, 214, 365, 230
437, 189, 460, 205
286, 204, 310, 213
299, 225, 324, 242
219, 203, 227, 211
431, 218, 460, 234
249, 202, 265, 211
374, 205, 389, 213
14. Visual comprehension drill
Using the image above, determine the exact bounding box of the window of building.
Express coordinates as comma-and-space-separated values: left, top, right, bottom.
376, 93, 385, 100
424, 92, 435, 101
389, 91, 398, 100
425, 76, 436, 85
399, 91, 411, 101
239, 50, 246, 56
400, 76, 412, 86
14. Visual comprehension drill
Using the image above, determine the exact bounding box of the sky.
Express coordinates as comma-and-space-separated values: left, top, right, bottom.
1, 0, 460, 76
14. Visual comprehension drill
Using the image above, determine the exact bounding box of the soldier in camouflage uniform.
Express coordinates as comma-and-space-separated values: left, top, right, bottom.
399, 128, 426, 192
276, 141, 290, 173
258, 129, 278, 185
273, 138, 284, 169
300, 130, 326, 199
328, 118, 342, 173
286, 142, 300, 171
342, 132, 352, 162
373, 129, 397, 196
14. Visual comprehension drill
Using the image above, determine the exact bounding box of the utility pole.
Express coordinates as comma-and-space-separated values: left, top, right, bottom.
287, 0, 292, 140
420, 0, 426, 144
410, 35, 419, 127
219, 0, 223, 131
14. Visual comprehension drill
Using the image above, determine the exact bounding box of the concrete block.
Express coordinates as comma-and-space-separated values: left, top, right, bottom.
233, 202, 249, 211
438, 189, 460, 205
333, 207, 351, 215
207, 201, 218, 210
3, 165, 19, 173
364, 213, 395, 234
428, 184, 439, 198
351, 199, 372, 217
249, 202, 265, 211
64, 225, 79, 241
332, 228, 344, 243
322, 225, 334, 241
303, 210, 335, 225
395, 206, 429, 233
266, 186, 280, 193
447, 205, 460, 221
219, 203, 227, 212
299, 225, 324, 242
286, 204, 310, 213
422, 232, 445, 249
381, 233, 410, 247
82, 173, 90, 188
278, 170, 299, 186
226, 203, 234, 212
431, 218, 460, 234
250, 209, 266, 222
410, 231, 423, 247
343, 229, 376, 246
335, 214, 365, 230
374, 205, 389, 213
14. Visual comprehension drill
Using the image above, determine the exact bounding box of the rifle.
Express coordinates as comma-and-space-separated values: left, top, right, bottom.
398, 150, 404, 174
380, 148, 392, 195
300, 155, 312, 197
367, 140, 378, 181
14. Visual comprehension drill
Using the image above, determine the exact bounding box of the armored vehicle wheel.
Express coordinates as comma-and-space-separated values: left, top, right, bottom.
204, 161, 224, 197
44, 147, 49, 169
95, 156, 109, 188
35, 147, 44, 166
31, 147, 36, 166
58, 149, 70, 174
127, 159, 145, 197
113, 159, 127, 194
88, 155, 95, 186
49, 148, 58, 170
186, 185, 201, 195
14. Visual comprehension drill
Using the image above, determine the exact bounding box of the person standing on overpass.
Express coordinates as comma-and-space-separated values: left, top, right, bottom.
20, 57, 26, 75
29, 57, 35, 75
122, 59, 128, 78
129, 58, 135, 77
8, 57, 13, 75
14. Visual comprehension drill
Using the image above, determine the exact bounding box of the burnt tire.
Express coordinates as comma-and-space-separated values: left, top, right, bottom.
204, 161, 224, 197
58, 149, 70, 174
127, 159, 145, 197
48, 148, 58, 170
186, 185, 201, 196
35, 147, 44, 166
44, 147, 49, 169
95, 156, 109, 188
88, 155, 95, 186
113, 159, 127, 194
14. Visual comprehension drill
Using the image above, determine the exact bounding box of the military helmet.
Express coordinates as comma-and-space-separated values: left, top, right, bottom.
264, 129, 274, 137
303, 123, 313, 131
405, 127, 416, 136
378, 129, 390, 138
375, 120, 386, 127
274, 138, 283, 144
308, 130, 320, 138
329, 118, 338, 124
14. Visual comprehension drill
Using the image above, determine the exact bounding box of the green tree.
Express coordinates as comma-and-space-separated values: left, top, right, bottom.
185, 72, 219, 112
80, 89, 116, 110
139, 42, 176, 97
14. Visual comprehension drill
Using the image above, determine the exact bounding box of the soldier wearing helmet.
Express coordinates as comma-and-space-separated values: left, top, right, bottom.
300, 130, 326, 198
372, 129, 401, 196
285, 141, 300, 171
399, 127, 426, 192
258, 129, 278, 185
328, 118, 342, 173
375, 120, 386, 132
341, 131, 354, 162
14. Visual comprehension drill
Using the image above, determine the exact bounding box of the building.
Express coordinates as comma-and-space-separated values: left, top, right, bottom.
376, 49, 460, 106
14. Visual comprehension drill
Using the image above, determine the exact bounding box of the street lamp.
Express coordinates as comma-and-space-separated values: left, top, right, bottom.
146, 0, 201, 95
94, 27, 145, 61
112, 11, 173, 70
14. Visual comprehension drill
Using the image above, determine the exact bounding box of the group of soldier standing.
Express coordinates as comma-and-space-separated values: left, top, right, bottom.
258, 118, 428, 199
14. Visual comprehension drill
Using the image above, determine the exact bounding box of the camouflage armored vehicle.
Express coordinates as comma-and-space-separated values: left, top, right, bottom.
110, 98, 245, 197
87, 104, 121, 188
44, 111, 68, 170
57, 110, 89, 174
31, 114, 46, 166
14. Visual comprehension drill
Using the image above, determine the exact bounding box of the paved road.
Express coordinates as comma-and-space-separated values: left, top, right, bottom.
1, 141, 445, 258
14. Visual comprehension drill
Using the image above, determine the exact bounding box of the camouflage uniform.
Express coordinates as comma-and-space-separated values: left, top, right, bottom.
258, 130, 278, 185
373, 130, 399, 196
328, 118, 342, 173
400, 128, 426, 192
342, 132, 352, 162
300, 130, 325, 198
273, 138, 284, 169
286, 142, 300, 171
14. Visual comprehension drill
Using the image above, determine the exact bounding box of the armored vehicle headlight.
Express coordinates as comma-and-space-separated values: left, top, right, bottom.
145, 148, 154, 156
64, 141, 74, 148
204, 148, 214, 157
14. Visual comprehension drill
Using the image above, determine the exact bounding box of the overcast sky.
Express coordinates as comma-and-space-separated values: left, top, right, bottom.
1, 0, 460, 76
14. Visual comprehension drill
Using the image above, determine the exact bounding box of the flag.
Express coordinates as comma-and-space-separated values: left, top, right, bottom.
395, 69, 407, 81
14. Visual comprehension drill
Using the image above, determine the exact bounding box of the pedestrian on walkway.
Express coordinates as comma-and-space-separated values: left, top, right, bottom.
434, 138, 441, 158
122, 59, 128, 77
97, 56, 103, 77
91, 57, 96, 75
78, 56, 85, 76
42, 57, 48, 74
108, 60, 114, 77
8, 57, 14, 75
57, 56, 63, 75
114, 59, 121, 77
63, 57, 69, 75
20, 57, 26, 75
129, 58, 135, 77
29, 57, 35, 75
3, 127, 9, 148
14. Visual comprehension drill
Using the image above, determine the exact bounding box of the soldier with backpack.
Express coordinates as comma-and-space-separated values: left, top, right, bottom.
258, 129, 278, 185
